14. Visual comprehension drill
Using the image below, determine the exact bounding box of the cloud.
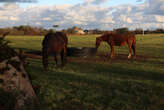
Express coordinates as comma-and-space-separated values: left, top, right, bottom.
0, 0, 36, 3
0, 3, 20, 10
155, 15, 164, 22
84, 0, 109, 5
10, 16, 19, 21
136, 0, 143, 2
0, 0, 163, 29
145, 0, 164, 15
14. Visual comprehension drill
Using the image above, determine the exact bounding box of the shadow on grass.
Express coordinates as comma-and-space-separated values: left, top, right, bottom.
13, 47, 40, 52
27, 58, 164, 84
95, 64, 164, 82
26, 59, 164, 110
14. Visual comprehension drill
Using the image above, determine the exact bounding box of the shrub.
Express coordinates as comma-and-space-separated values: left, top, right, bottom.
0, 36, 17, 62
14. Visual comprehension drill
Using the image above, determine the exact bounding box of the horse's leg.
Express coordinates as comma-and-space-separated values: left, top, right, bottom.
128, 41, 132, 59
42, 49, 49, 71
54, 53, 58, 66
132, 40, 136, 59
64, 45, 67, 64
60, 49, 65, 67
109, 44, 115, 59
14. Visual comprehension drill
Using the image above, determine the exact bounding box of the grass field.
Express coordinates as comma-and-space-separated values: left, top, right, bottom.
6, 34, 164, 110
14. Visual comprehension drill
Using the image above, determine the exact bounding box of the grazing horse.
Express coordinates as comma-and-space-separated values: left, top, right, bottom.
42, 32, 68, 70
96, 32, 136, 59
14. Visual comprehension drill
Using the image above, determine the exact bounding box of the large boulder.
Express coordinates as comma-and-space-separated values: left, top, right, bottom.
0, 56, 37, 110
0, 34, 38, 110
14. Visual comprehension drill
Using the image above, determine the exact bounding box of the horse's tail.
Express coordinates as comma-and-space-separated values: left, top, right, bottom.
64, 34, 68, 51
63, 34, 68, 64
132, 35, 136, 57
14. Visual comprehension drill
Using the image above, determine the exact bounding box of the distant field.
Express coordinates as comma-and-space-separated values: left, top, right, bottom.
6, 34, 164, 110
6, 34, 164, 56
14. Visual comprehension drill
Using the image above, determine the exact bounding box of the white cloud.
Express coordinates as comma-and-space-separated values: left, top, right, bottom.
0, 16, 8, 20
42, 17, 52, 21
10, 16, 19, 21
35, 22, 41, 25
155, 15, 164, 22
84, 0, 109, 5
145, 0, 164, 15
0, 1, 164, 30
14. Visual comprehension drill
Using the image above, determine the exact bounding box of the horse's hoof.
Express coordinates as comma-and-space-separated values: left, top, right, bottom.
110, 56, 115, 60
128, 56, 132, 59
109, 55, 114, 59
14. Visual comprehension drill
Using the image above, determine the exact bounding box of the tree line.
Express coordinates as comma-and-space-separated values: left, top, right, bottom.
0, 25, 164, 36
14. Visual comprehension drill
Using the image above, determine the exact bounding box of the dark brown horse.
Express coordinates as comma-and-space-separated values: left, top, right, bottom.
42, 32, 68, 70
96, 32, 136, 59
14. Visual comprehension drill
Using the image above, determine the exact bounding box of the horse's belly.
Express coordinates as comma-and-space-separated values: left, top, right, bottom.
49, 47, 61, 53
114, 41, 126, 46
120, 42, 126, 46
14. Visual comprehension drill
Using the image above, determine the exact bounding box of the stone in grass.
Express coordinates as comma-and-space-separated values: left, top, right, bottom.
0, 56, 39, 110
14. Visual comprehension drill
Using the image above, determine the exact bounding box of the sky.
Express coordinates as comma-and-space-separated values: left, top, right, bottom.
0, 0, 164, 30
19, 0, 144, 7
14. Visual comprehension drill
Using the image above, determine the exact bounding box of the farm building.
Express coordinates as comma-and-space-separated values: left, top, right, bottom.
73, 27, 85, 35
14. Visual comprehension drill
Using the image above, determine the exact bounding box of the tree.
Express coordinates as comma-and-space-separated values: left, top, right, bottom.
154, 28, 164, 33
53, 25, 59, 28
114, 27, 129, 34
134, 28, 143, 34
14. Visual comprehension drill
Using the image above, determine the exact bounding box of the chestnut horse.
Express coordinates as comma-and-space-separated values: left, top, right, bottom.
96, 32, 136, 59
42, 32, 68, 70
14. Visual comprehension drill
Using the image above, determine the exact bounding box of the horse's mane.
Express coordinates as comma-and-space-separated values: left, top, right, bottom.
101, 31, 135, 38
99, 32, 114, 40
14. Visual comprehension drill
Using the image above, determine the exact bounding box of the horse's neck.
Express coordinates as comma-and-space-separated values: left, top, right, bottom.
101, 36, 109, 42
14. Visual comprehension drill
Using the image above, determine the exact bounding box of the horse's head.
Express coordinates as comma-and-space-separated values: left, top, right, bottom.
96, 37, 103, 50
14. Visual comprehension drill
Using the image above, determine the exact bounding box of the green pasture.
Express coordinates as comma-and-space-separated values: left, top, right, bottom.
6, 34, 164, 110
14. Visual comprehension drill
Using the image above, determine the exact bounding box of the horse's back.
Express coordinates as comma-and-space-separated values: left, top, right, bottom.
110, 33, 135, 46
42, 32, 68, 52
43, 32, 67, 45
53, 32, 68, 45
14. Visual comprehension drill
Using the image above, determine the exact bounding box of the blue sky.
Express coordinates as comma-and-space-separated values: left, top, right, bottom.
20, 0, 145, 8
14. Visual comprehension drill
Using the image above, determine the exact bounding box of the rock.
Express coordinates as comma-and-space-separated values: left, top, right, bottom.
67, 47, 97, 57
0, 56, 37, 110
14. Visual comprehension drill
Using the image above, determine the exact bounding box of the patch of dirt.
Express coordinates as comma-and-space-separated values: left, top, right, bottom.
24, 53, 42, 59
24, 51, 158, 64
69, 54, 153, 64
